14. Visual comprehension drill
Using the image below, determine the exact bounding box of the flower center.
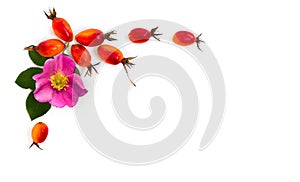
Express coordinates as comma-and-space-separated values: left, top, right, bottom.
50, 72, 69, 91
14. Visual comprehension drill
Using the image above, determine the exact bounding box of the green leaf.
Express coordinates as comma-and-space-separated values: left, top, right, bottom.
26, 91, 51, 121
74, 67, 81, 75
15, 67, 43, 90
28, 51, 50, 66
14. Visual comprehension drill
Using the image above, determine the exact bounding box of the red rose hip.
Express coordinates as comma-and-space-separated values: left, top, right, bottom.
71, 44, 99, 76
97, 44, 136, 86
128, 27, 162, 43
173, 31, 204, 51
75, 29, 116, 47
44, 8, 73, 42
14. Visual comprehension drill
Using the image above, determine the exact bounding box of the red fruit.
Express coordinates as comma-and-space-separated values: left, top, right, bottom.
29, 122, 48, 150
24, 39, 65, 57
128, 27, 162, 43
97, 44, 136, 86
173, 31, 204, 51
75, 29, 116, 47
44, 8, 73, 42
97, 44, 122, 65
71, 44, 99, 76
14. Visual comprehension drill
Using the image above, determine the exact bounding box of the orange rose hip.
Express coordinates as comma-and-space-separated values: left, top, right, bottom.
173, 31, 204, 51
29, 122, 48, 150
24, 39, 65, 57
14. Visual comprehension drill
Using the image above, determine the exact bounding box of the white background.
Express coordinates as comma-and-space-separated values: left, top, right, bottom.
1, 0, 300, 181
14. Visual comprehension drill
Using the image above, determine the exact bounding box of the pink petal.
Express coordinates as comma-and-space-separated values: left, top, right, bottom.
68, 74, 88, 96
49, 88, 80, 108
34, 77, 50, 91
62, 87, 79, 107
40, 58, 57, 77
33, 80, 53, 103
50, 74, 87, 108
55, 54, 75, 75
49, 90, 66, 108
32, 72, 45, 81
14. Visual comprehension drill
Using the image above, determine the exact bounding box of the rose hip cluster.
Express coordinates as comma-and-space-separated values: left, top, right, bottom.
25, 8, 204, 86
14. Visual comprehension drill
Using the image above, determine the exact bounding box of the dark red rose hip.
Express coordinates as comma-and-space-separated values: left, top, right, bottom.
128, 27, 162, 43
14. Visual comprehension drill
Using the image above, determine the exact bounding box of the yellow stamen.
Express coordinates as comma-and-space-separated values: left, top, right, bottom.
50, 72, 69, 91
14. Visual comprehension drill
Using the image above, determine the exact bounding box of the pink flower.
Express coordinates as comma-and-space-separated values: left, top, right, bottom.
33, 54, 88, 108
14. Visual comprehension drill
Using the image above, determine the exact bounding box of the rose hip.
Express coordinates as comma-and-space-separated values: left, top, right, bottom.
97, 44, 136, 86
173, 31, 204, 51
24, 39, 65, 57
128, 27, 162, 43
29, 122, 48, 150
71, 44, 99, 76
75, 29, 116, 47
44, 8, 73, 42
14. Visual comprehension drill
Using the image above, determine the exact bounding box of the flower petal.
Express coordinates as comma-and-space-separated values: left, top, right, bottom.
32, 72, 45, 81
40, 58, 57, 78
49, 90, 66, 108
55, 54, 75, 75
34, 77, 50, 92
33, 80, 53, 103
50, 74, 87, 108
68, 74, 88, 97
49, 88, 79, 108
63, 87, 79, 107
